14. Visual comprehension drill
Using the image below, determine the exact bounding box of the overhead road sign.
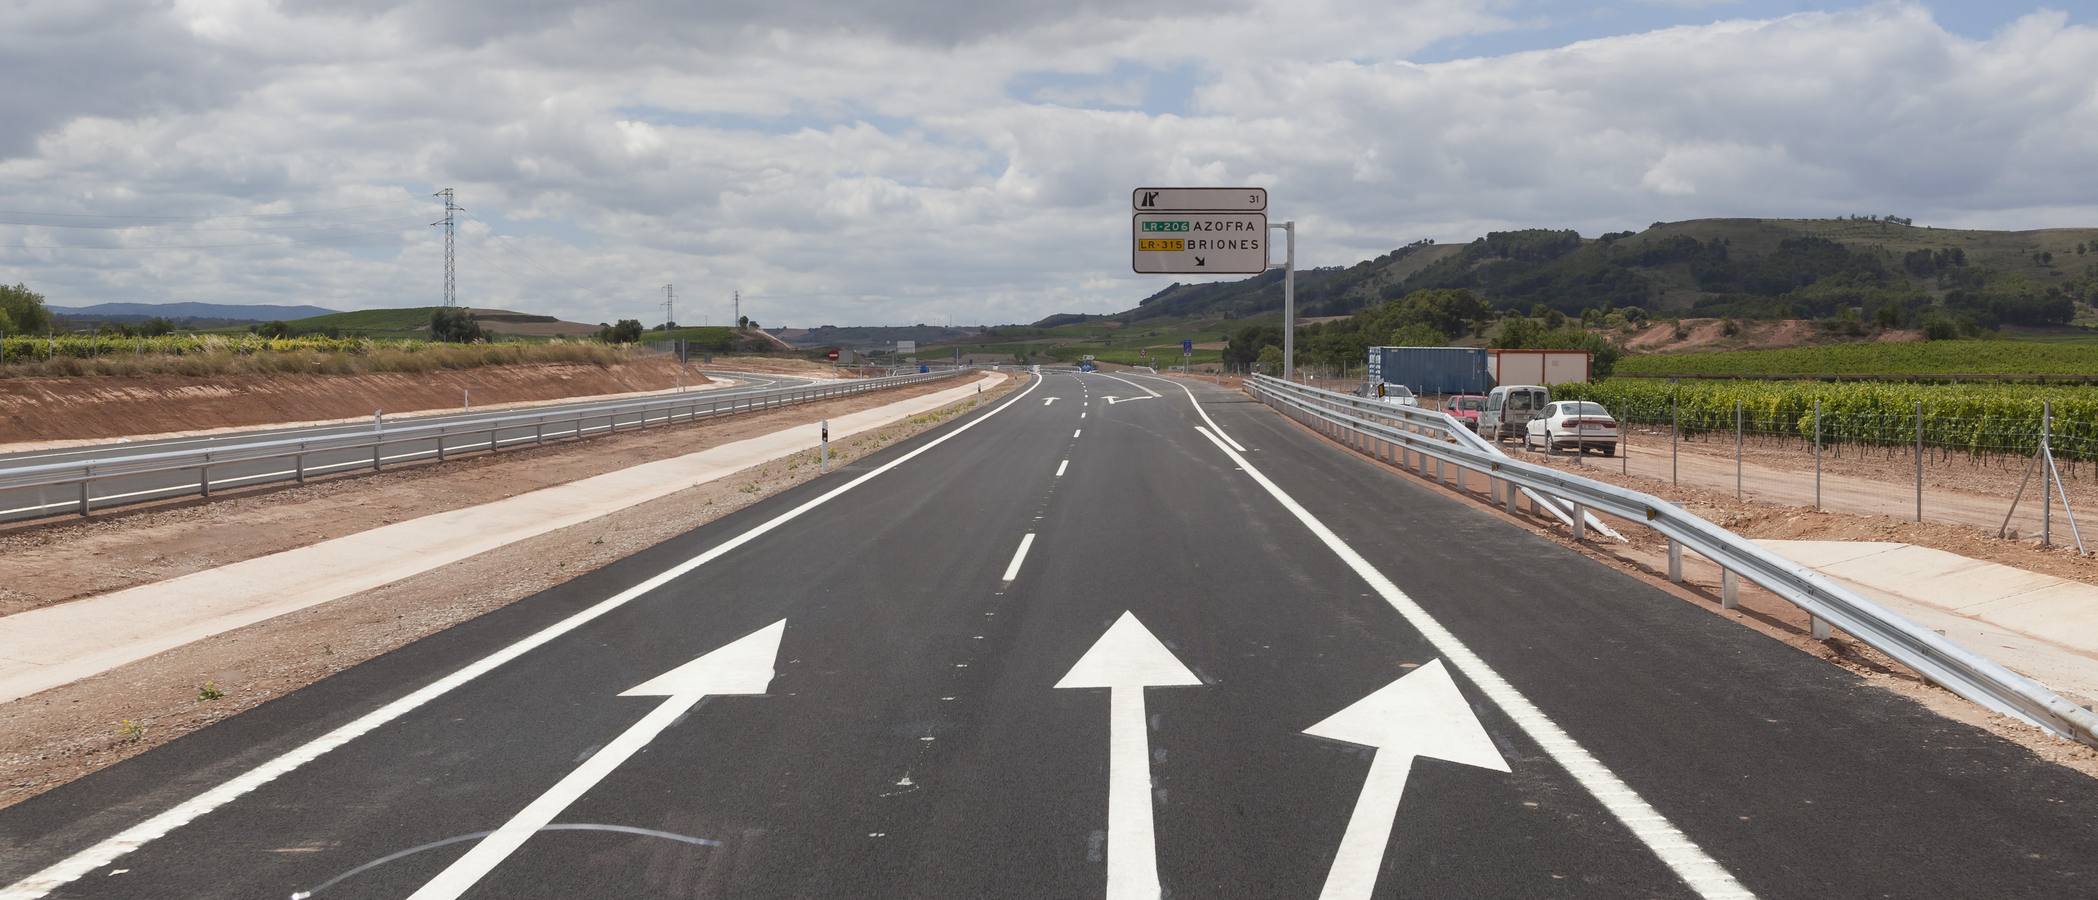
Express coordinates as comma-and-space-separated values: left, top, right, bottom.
1132, 213, 1268, 274
1132, 187, 1267, 212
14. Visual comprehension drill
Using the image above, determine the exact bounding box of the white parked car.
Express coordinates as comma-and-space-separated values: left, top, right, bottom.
1357, 381, 1419, 406
1523, 400, 1620, 456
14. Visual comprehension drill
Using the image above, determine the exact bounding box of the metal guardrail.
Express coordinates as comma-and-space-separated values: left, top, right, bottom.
1245, 374, 2098, 747
0, 369, 966, 521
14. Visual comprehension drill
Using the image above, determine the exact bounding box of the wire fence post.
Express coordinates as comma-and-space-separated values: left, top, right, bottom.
1913, 400, 1923, 523
1671, 387, 1679, 486
2044, 401, 2053, 548
1734, 399, 1743, 500
1813, 398, 1822, 511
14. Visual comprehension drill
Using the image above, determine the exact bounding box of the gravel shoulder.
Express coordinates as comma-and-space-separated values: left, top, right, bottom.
0, 375, 1019, 808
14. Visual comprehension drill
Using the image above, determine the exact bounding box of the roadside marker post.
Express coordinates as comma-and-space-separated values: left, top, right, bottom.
820, 420, 830, 473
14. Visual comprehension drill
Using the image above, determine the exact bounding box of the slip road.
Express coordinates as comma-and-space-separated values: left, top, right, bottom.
2, 371, 2095, 898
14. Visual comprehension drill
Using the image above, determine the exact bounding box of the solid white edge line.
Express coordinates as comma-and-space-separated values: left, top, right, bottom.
0, 372, 1036, 900
1188, 424, 1756, 900
1001, 533, 1036, 582
1135, 374, 1247, 453
1056, 460, 1069, 478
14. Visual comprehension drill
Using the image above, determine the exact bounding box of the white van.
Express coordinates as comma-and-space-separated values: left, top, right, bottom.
1479, 385, 1550, 443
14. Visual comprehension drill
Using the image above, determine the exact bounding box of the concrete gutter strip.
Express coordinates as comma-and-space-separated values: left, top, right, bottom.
0, 373, 1002, 704
1758, 539, 2098, 705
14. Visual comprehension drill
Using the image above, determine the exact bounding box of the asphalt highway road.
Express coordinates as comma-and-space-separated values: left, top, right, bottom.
0, 371, 811, 522
2, 370, 2094, 898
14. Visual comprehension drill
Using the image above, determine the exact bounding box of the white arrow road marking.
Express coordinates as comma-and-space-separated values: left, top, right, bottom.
1305, 660, 1509, 900
406, 620, 788, 900
1103, 396, 1153, 406
1092, 371, 1162, 399
1044, 397, 1061, 406
1055, 612, 1202, 900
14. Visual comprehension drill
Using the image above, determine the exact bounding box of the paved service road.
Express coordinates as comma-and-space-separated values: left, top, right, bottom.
0, 371, 811, 522
3, 371, 2094, 898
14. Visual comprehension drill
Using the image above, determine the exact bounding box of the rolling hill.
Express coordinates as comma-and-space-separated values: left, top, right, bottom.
1095, 218, 2098, 327
50, 301, 338, 324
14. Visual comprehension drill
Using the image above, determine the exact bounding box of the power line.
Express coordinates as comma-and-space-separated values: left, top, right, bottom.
0, 202, 405, 221
0, 227, 417, 252
0, 214, 425, 232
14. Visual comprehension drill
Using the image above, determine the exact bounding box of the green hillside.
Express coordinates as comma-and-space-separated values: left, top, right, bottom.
287, 307, 440, 338
1082, 219, 2098, 328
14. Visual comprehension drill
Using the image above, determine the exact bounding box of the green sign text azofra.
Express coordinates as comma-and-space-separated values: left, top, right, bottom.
1140, 220, 1191, 233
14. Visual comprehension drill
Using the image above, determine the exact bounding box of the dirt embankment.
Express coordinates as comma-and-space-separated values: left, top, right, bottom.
1622, 317, 1922, 354
0, 360, 709, 444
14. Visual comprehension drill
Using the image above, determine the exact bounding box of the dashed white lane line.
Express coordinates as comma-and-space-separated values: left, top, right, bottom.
1073, 429, 1082, 438
0, 373, 1044, 900
1001, 533, 1036, 582
1189, 425, 1754, 900
1056, 460, 1069, 477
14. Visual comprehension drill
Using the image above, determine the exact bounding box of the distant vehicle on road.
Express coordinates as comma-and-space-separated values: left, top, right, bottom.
1355, 381, 1419, 406
1524, 400, 1620, 456
1443, 394, 1486, 431
1479, 385, 1549, 442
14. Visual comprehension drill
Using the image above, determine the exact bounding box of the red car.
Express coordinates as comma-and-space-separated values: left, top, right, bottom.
1443, 394, 1486, 431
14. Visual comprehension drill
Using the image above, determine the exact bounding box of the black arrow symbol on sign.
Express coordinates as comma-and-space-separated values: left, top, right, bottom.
1141, 191, 1158, 207
1194, 256, 1207, 267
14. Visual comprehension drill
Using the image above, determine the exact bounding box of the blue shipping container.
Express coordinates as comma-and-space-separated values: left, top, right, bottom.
1365, 346, 1492, 395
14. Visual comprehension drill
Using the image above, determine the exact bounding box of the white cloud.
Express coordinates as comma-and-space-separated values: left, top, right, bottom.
0, 1, 2093, 327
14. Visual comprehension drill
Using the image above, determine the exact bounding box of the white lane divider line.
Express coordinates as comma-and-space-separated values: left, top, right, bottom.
1190, 424, 1756, 900
1056, 460, 1069, 478
0, 373, 1042, 900
1073, 429, 1082, 438
1080, 411, 1086, 419
1002, 533, 1036, 582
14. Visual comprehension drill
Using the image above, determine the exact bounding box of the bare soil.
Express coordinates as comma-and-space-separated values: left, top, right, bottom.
1541, 429, 2098, 545
0, 377, 973, 617
1620, 317, 1922, 354
0, 374, 1020, 809
0, 360, 710, 444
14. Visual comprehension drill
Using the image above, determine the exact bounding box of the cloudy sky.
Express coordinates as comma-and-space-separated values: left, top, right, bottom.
2, 0, 2094, 327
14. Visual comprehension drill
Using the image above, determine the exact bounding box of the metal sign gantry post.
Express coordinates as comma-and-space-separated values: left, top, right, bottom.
1274, 220, 1295, 381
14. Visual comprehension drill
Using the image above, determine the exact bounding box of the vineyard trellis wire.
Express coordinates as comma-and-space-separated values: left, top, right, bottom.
1554, 380, 2098, 468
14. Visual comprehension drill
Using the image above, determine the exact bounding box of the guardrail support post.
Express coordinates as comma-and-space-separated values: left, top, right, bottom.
536, 423, 544, 445
490, 428, 499, 453
1720, 569, 1739, 610
437, 435, 446, 462
1810, 617, 1832, 641
79, 481, 90, 516
1667, 540, 1683, 582
374, 445, 382, 472
1504, 481, 1519, 514
1571, 502, 1585, 541
296, 453, 306, 483
200, 466, 210, 498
